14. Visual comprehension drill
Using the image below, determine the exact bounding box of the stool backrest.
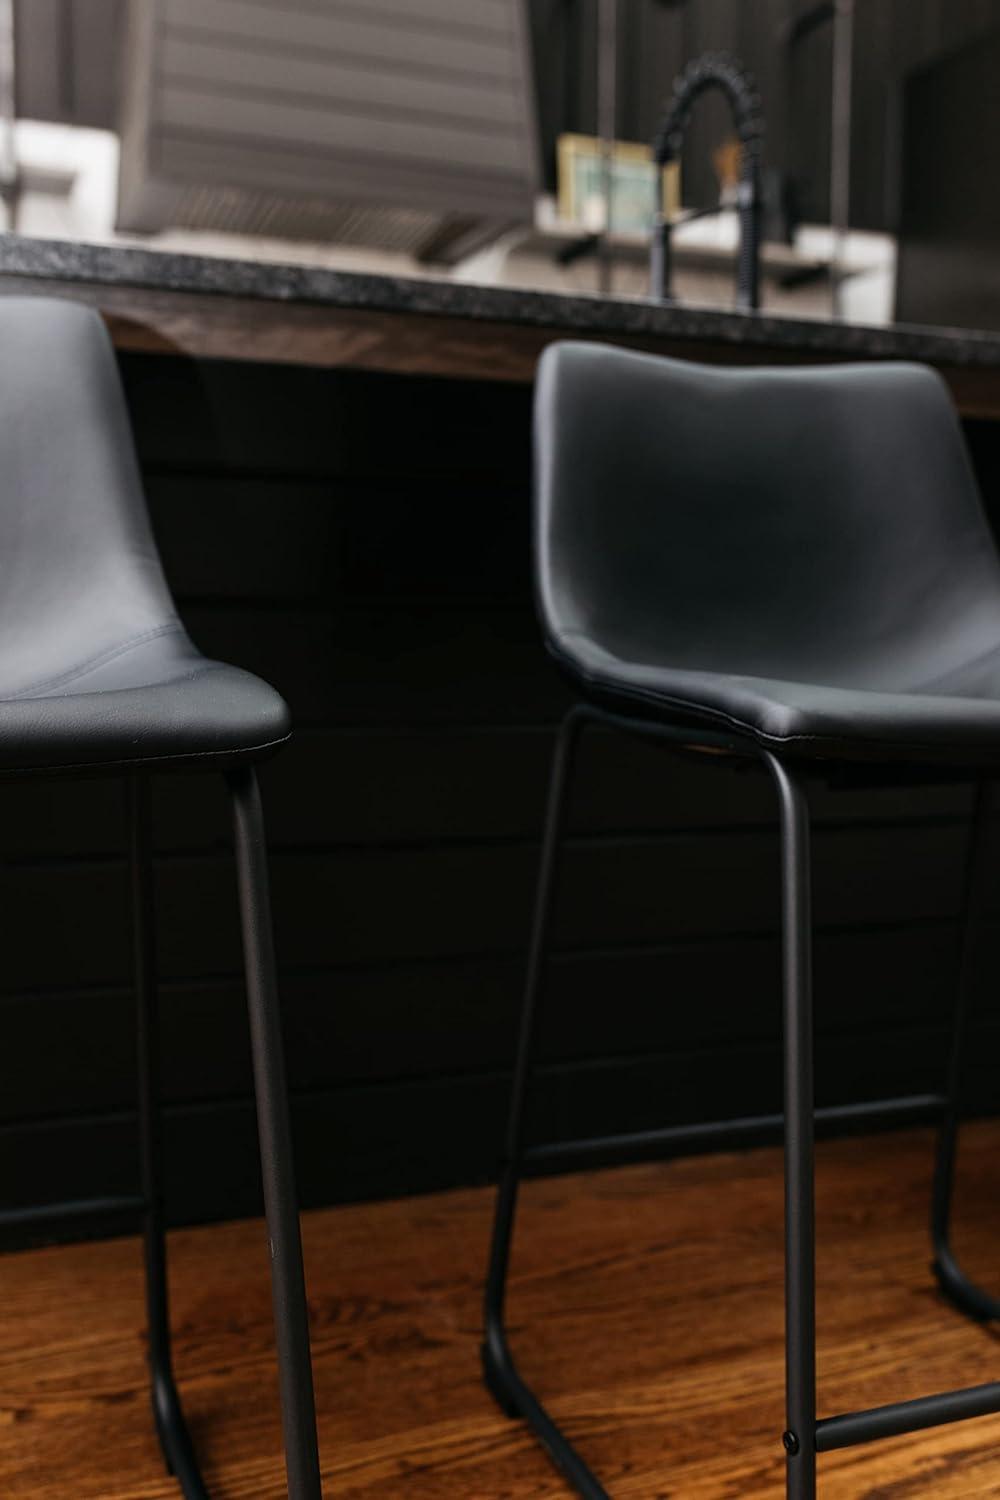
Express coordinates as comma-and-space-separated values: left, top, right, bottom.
534, 341, 1000, 692
0, 298, 177, 696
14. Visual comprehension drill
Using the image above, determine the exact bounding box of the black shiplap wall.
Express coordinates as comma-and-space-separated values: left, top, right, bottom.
4, 350, 1000, 1240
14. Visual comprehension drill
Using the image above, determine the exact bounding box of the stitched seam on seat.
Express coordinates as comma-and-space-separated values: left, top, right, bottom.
551, 636, 1000, 758
4, 621, 187, 700
552, 636, 761, 741
2, 730, 293, 779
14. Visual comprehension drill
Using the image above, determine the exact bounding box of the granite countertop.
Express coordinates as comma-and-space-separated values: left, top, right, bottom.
3, 231, 1000, 371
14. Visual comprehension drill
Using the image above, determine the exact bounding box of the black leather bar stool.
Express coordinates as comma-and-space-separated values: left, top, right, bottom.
483, 340, 1000, 1498
0, 298, 321, 1499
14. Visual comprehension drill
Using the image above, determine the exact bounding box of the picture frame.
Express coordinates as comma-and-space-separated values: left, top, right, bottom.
557, 133, 681, 234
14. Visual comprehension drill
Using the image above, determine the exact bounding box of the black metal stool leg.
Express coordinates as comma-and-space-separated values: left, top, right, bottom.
128, 773, 211, 1500
932, 779, 1000, 1322
481, 707, 612, 1498
764, 755, 817, 1500
227, 765, 323, 1500
479, 719, 1000, 1495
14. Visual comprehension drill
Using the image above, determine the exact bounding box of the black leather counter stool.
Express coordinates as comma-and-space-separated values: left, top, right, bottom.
0, 299, 321, 1500
483, 340, 1000, 1499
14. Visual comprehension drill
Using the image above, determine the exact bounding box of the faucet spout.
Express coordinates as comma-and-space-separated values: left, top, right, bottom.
651, 52, 764, 312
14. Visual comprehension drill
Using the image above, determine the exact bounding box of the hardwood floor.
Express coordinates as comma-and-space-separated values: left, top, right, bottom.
4, 1123, 1000, 1498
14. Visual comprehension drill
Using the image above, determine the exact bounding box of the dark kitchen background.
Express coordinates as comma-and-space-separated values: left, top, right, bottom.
4, 0, 1000, 1238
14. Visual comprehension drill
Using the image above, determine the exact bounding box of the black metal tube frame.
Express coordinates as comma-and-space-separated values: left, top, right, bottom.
931, 778, 1000, 1322
482, 703, 1000, 1498
2, 769, 323, 1500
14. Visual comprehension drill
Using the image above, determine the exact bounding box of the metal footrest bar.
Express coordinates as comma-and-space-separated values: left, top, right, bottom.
816, 1381, 1000, 1452
523, 1094, 945, 1174
0, 1193, 146, 1233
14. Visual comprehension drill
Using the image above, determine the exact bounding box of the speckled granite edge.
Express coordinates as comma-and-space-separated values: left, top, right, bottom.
2, 232, 1000, 370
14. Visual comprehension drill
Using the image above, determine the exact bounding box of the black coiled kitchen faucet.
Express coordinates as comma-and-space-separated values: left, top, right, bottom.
651, 52, 764, 311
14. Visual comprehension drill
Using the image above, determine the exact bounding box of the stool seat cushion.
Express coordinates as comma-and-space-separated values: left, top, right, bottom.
536, 341, 1000, 767
554, 634, 1000, 766
0, 625, 288, 774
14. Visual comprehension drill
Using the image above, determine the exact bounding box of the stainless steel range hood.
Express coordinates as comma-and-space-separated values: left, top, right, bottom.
115, 0, 540, 262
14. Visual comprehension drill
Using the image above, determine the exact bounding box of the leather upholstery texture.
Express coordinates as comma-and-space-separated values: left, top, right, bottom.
0, 297, 289, 772
535, 340, 1000, 765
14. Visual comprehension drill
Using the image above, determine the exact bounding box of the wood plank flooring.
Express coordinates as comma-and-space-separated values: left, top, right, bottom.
4, 1123, 1000, 1498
